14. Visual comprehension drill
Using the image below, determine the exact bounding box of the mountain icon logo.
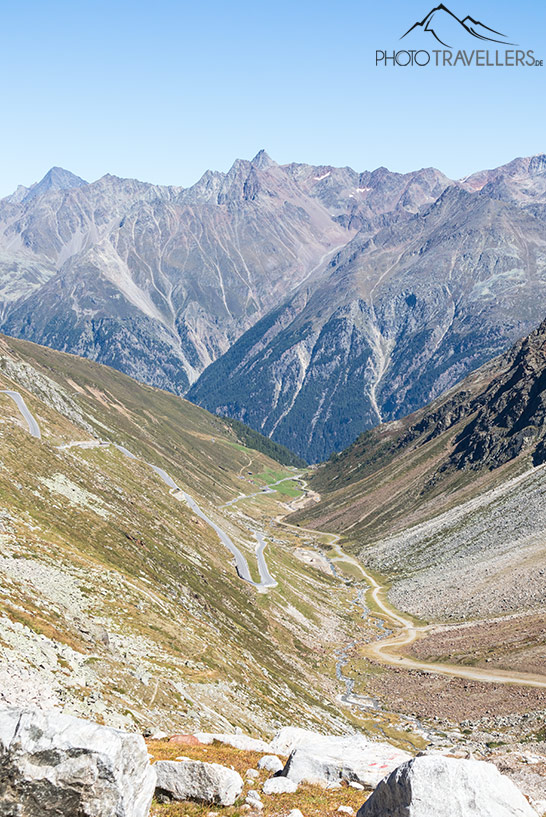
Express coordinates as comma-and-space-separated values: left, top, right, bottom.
401, 4, 517, 48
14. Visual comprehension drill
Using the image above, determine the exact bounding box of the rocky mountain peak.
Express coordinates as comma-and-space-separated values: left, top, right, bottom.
250, 149, 277, 169
528, 154, 546, 175
29, 166, 87, 198
41, 165, 86, 187
7, 166, 87, 204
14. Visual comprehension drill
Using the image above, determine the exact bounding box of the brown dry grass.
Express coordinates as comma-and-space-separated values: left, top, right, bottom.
147, 739, 369, 817
410, 613, 546, 675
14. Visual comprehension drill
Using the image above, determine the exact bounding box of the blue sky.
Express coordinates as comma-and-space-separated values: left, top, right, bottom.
0, 0, 544, 196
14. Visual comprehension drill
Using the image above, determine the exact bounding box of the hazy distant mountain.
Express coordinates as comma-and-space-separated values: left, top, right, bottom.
7, 167, 88, 204
0, 154, 350, 390
0, 153, 449, 392
2, 152, 546, 462
189, 155, 546, 461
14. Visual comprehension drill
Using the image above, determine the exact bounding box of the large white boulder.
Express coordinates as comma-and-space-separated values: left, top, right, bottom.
271, 726, 317, 756
0, 706, 155, 817
279, 732, 411, 788
194, 732, 273, 753
357, 755, 539, 817
155, 758, 243, 806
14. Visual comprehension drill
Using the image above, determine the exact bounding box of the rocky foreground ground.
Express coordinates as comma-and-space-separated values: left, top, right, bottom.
0, 707, 544, 817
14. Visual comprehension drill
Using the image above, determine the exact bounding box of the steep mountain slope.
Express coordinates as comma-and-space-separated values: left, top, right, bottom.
190, 163, 546, 461
281, 319, 546, 739
4, 152, 546, 466
0, 153, 352, 390
0, 155, 452, 397
290, 317, 546, 624
0, 333, 363, 736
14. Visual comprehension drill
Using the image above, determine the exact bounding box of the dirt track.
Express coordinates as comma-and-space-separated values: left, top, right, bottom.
279, 497, 546, 691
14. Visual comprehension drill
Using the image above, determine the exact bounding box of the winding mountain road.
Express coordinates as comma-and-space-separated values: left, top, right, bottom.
172, 486, 276, 588
222, 474, 303, 507
6, 389, 276, 590
276, 510, 546, 691
1, 390, 41, 439
8, 386, 546, 689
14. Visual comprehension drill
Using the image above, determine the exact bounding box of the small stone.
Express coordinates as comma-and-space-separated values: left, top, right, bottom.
338, 808, 354, 815
263, 777, 298, 795
246, 769, 260, 779
258, 754, 285, 774
287, 810, 305, 817
349, 782, 365, 790
246, 799, 264, 811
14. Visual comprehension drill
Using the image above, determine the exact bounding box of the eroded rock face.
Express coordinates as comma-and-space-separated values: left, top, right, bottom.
357, 755, 539, 817
0, 706, 156, 817
190, 165, 546, 463
154, 759, 243, 806
277, 730, 411, 788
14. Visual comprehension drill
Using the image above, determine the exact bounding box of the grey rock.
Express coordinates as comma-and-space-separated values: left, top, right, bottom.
279, 731, 411, 788
258, 755, 284, 773
262, 776, 298, 794
357, 755, 539, 817
246, 788, 264, 809
270, 727, 319, 756
0, 706, 156, 817
154, 758, 243, 806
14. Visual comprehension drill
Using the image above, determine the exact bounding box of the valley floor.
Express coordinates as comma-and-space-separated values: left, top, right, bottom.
1, 348, 545, 807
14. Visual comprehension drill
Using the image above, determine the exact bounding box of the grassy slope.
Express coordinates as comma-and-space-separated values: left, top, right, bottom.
290, 354, 516, 541
0, 334, 361, 736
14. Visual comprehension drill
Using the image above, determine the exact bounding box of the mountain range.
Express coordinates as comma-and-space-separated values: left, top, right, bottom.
2, 152, 546, 461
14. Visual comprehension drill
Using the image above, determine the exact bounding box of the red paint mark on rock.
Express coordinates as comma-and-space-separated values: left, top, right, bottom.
169, 734, 202, 746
